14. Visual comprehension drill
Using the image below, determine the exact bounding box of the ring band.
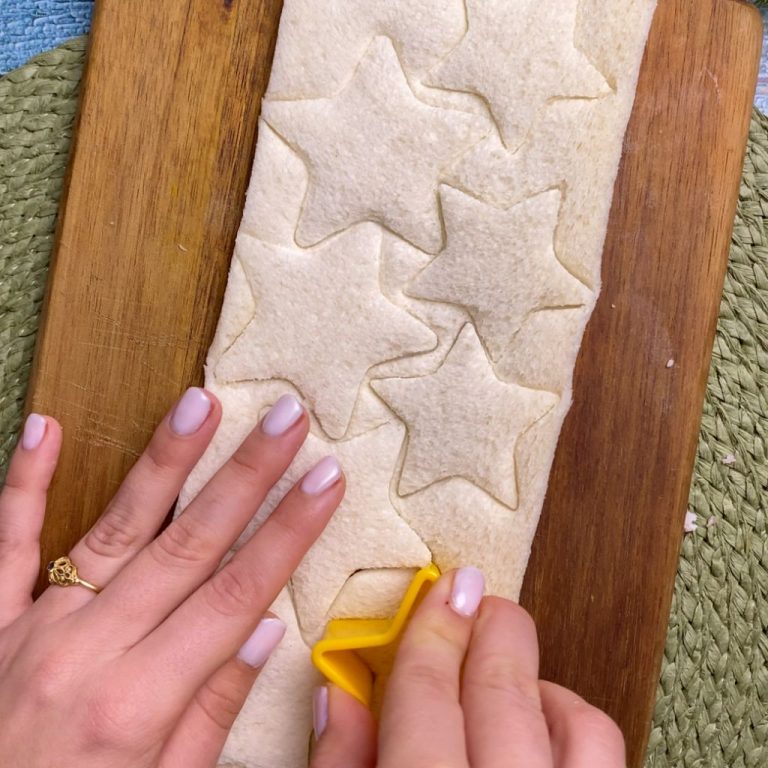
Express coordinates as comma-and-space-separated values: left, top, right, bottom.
46, 556, 102, 594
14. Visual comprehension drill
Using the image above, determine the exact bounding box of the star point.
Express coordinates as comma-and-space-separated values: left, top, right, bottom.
372, 324, 558, 509
429, 0, 608, 151
215, 228, 436, 439
263, 36, 490, 254
409, 186, 590, 364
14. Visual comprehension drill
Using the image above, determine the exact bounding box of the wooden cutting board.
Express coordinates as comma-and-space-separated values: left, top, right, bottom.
25, 1, 761, 765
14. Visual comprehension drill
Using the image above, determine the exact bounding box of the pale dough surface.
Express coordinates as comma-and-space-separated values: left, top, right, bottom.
178, 2, 658, 765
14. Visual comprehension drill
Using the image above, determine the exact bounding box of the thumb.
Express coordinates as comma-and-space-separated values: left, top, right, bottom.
310, 684, 377, 768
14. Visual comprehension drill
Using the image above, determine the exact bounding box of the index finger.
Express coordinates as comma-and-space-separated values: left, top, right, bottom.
378, 567, 485, 768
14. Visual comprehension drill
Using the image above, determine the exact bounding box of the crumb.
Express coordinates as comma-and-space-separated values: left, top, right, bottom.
666, 358, 675, 368
721, 454, 736, 466
177, 244, 189, 252
610, 303, 616, 308
707, 516, 717, 527
684, 510, 697, 533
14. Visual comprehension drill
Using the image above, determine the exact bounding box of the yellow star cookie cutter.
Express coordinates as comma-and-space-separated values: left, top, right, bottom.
311, 563, 441, 707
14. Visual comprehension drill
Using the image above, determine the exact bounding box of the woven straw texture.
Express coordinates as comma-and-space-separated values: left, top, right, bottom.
0, 37, 84, 477
0, 37, 766, 767
646, 111, 768, 766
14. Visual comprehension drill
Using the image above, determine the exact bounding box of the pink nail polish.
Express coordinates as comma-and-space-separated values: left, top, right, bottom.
301, 456, 342, 495
450, 567, 485, 617
313, 686, 328, 739
170, 388, 212, 436
22, 414, 47, 451
237, 617, 286, 668
261, 394, 303, 436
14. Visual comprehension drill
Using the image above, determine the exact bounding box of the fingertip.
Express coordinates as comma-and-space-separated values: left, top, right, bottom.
475, 595, 537, 637
301, 456, 343, 496
449, 566, 485, 617
13, 413, 62, 475
169, 387, 218, 437
236, 614, 287, 669
311, 685, 376, 768
20, 413, 56, 452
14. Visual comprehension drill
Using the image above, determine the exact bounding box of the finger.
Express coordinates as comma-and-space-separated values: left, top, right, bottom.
39, 387, 221, 613
539, 682, 625, 768
0, 414, 62, 624
462, 597, 552, 768
117, 457, 343, 718
160, 615, 286, 768
378, 567, 485, 768
80, 393, 309, 640
310, 685, 377, 768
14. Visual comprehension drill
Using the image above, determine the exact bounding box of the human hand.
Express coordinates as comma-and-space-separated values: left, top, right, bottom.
311, 570, 626, 768
0, 389, 343, 768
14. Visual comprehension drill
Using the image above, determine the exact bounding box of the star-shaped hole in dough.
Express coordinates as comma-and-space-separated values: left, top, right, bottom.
286, 423, 432, 642
408, 186, 590, 364
429, 0, 608, 152
262, 36, 490, 254
371, 324, 558, 509
215, 227, 436, 439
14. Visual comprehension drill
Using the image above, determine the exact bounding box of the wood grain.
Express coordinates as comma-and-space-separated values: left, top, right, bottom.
24, 0, 761, 764
519, 2, 762, 766
27, 0, 283, 591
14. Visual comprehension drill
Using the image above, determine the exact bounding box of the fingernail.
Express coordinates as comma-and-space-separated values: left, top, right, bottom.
313, 686, 329, 740
237, 617, 286, 668
261, 394, 303, 436
301, 456, 342, 495
450, 567, 485, 617
170, 388, 212, 436
22, 413, 47, 450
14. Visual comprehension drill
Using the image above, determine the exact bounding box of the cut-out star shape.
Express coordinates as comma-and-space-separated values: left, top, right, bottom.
267, 0, 466, 99
215, 227, 436, 439
429, 0, 608, 151
286, 423, 431, 642
262, 36, 490, 253
409, 186, 590, 364
372, 324, 557, 509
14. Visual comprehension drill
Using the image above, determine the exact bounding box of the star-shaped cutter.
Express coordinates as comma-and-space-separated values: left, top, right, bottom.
311, 563, 440, 707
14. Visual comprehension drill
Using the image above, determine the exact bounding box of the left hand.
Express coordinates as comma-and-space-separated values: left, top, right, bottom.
0, 389, 343, 767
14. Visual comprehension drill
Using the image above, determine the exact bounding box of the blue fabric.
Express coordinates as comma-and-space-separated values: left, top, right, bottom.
0, 0, 93, 76
756, 9, 768, 114
0, 2, 767, 107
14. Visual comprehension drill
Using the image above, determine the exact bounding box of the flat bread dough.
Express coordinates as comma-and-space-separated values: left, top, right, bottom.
177, 2, 658, 765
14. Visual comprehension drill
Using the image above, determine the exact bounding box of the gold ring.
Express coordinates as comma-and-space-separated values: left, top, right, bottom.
46, 556, 102, 594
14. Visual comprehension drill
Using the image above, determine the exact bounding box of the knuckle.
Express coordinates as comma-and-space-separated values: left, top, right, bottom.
402, 660, 457, 700
27, 651, 74, 706
204, 561, 266, 618
81, 690, 141, 750
0, 525, 31, 555
140, 441, 179, 478
466, 650, 540, 706
228, 443, 268, 490
83, 501, 144, 558
150, 513, 216, 568
194, 676, 246, 732
264, 510, 305, 556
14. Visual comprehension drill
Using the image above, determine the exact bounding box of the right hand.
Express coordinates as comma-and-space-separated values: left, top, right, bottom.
311, 569, 626, 768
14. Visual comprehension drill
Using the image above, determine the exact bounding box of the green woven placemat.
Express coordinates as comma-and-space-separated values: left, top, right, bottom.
646, 112, 768, 767
0, 37, 766, 767
0, 37, 84, 474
